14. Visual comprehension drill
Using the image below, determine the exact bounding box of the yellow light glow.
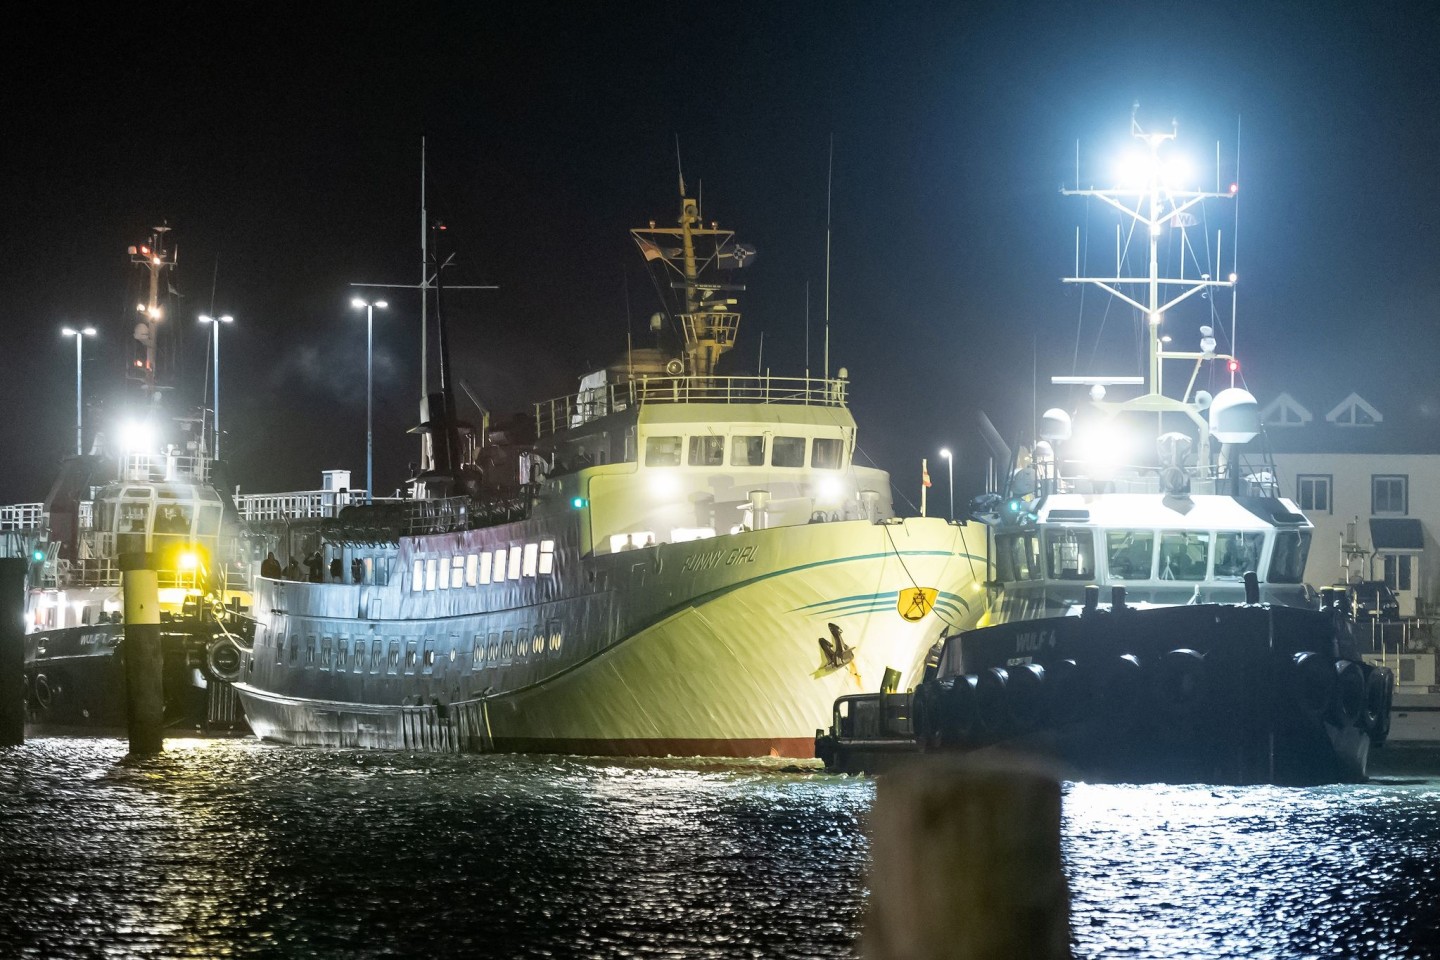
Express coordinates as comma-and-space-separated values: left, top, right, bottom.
178, 550, 199, 571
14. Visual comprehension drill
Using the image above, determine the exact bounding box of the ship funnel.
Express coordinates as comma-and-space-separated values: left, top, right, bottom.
1209, 387, 1260, 444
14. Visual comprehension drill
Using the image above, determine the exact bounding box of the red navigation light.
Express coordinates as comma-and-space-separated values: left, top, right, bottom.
140, 245, 150, 255
1227, 359, 1239, 373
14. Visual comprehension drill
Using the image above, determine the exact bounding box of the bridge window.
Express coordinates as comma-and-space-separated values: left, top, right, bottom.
1214, 532, 1264, 580
1159, 532, 1210, 581
451, 556, 465, 589
688, 436, 725, 466
645, 436, 682, 466
539, 540, 556, 575
994, 533, 1042, 582
508, 548, 523, 580
812, 438, 843, 469
465, 554, 478, 587
731, 435, 765, 466
522, 543, 539, 577
772, 436, 806, 468
1043, 529, 1095, 581
1269, 530, 1311, 584
1105, 531, 1154, 581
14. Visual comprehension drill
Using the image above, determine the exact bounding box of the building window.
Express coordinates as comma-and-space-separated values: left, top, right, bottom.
645, 436, 682, 466
688, 435, 725, 466
539, 540, 556, 575
1373, 475, 1408, 515
1384, 555, 1413, 592
1297, 475, 1331, 514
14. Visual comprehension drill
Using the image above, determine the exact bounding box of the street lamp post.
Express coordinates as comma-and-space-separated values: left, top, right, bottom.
199, 315, 234, 460
351, 298, 387, 503
61, 326, 97, 456
939, 447, 954, 520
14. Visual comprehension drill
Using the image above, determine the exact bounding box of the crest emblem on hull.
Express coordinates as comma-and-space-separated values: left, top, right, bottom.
897, 587, 938, 622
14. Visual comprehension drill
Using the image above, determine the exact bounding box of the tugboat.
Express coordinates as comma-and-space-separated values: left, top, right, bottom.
22, 227, 254, 734
231, 180, 983, 757
816, 111, 1394, 784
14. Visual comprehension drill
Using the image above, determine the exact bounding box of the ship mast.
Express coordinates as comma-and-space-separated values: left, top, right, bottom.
128, 225, 177, 400
1060, 111, 1237, 423
632, 190, 744, 378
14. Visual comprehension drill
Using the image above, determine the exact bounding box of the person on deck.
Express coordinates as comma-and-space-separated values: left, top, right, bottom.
260, 551, 282, 579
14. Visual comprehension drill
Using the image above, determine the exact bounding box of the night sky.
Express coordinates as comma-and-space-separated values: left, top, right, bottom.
4, 2, 1438, 507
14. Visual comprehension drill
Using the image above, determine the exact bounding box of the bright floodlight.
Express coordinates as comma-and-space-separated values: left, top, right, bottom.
119, 419, 157, 453
1162, 155, 1192, 187
376, 300, 388, 309
351, 298, 367, 308
198, 314, 233, 324
82, 326, 96, 336
939, 448, 952, 460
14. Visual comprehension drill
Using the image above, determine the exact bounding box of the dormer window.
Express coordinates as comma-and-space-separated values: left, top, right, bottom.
1325, 392, 1382, 428
1259, 392, 1311, 427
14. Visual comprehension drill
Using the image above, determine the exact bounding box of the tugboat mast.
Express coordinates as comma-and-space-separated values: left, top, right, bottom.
128, 225, 177, 400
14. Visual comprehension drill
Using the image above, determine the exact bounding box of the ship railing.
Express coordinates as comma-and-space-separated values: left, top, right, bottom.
0, 502, 44, 531
534, 374, 849, 437
121, 452, 210, 484
236, 489, 368, 522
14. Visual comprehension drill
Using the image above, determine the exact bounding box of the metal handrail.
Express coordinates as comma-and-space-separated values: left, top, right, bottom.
534, 374, 849, 437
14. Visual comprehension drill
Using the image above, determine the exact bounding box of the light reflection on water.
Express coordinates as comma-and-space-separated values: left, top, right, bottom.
1, 739, 1439, 959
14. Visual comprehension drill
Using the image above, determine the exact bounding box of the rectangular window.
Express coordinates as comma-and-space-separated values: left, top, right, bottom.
1384, 555, 1413, 592
1159, 531, 1210, 582
411, 559, 424, 592
508, 548, 523, 580
812, 437, 843, 469
1044, 529, 1096, 581
289, 636, 300, 665
373, 558, 388, 586
539, 539, 556, 575
1105, 530, 1154, 581
548, 619, 563, 654
472, 635, 485, 669
352, 639, 366, 674
994, 533, 1042, 582
1373, 475, 1408, 515
1268, 530, 1312, 583
731, 435, 765, 466
370, 639, 383, 674
387, 641, 401, 674
1297, 474, 1332, 513
487, 632, 500, 664
451, 556, 465, 589
645, 436, 682, 466
422, 639, 436, 673
465, 554, 478, 587
425, 558, 438, 591
404, 640, 418, 673
479, 552, 493, 584
501, 630, 515, 661
522, 543, 539, 577
772, 436, 806, 467
493, 549, 507, 582
688, 436, 725, 466
305, 635, 317, 667
1214, 532, 1264, 580
321, 636, 333, 670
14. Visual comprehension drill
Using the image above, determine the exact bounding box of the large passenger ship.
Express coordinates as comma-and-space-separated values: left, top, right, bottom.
233, 189, 983, 757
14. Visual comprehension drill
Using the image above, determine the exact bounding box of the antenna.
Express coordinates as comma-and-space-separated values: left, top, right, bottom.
805, 281, 811, 380
675, 134, 686, 197
1231, 113, 1242, 381
824, 134, 833, 382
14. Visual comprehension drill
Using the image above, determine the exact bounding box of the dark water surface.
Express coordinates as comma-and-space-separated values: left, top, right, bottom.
2, 738, 1439, 959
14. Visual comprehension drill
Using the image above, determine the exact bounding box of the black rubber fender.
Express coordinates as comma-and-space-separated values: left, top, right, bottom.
204, 635, 243, 684
974, 667, 1011, 738
937, 675, 979, 747
1155, 648, 1206, 720
1096, 654, 1144, 724
1289, 651, 1336, 720
1364, 666, 1394, 742
1333, 660, 1366, 728
1006, 662, 1046, 733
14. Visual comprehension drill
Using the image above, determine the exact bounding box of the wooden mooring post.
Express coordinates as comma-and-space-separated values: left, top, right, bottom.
864, 754, 1071, 960
121, 552, 164, 756
0, 558, 25, 747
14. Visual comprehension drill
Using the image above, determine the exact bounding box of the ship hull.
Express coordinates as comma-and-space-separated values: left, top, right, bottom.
235, 517, 983, 756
